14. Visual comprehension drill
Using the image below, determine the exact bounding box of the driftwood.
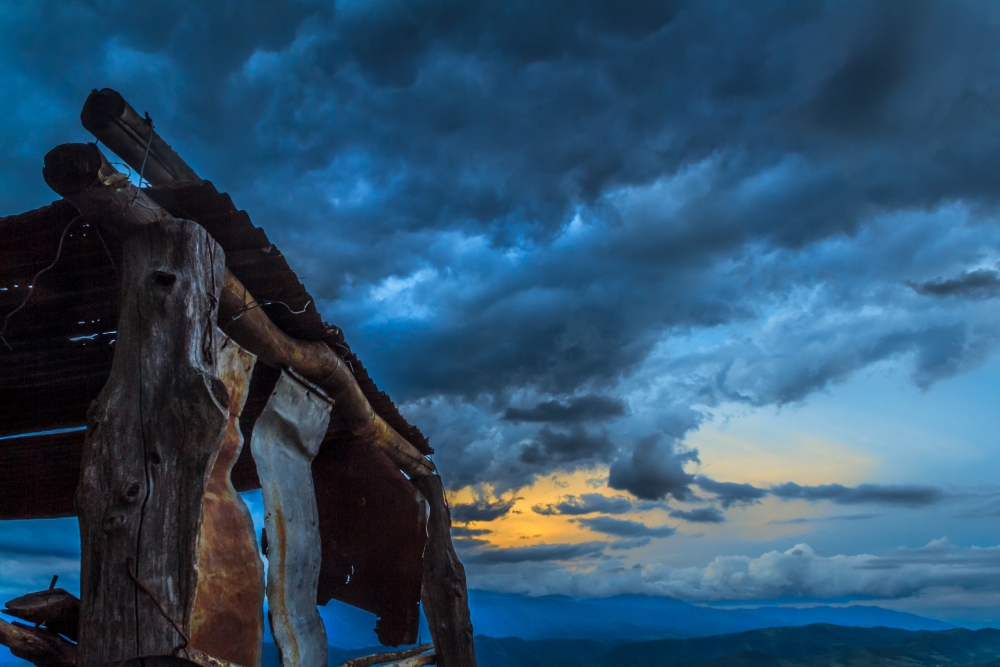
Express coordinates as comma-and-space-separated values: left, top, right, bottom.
336, 644, 434, 667
189, 337, 264, 667
42, 142, 434, 481
252, 371, 332, 667
2, 588, 79, 641
72, 202, 227, 666
412, 476, 476, 667
0, 619, 75, 667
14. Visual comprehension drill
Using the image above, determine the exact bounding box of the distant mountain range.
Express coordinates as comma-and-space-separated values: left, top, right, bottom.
471, 625, 1000, 667
314, 590, 953, 648
278, 624, 1000, 667
463, 590, 954, 641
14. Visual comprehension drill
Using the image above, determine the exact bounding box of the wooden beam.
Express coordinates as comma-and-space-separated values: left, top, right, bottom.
335, 644, 433, 667
412, 475, 477, 667
0, 619, 75, 667
42, 142, 435, 480
81, 88, 200, 186
2, 588, 79, 642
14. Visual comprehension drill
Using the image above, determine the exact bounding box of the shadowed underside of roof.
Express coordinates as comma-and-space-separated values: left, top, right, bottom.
0, 182, 432, 646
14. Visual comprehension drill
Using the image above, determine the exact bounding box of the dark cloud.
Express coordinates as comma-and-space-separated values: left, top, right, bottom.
451, 496, 518, 523
669, 507, 726, 524
607, 434, 699, 501
910, 268, 1000, 299
532, 493, 634, 516
770, 483, 943, 508
4, 0, 1000, 502
461, 541, 607, 564
503, 395, 626, 423
608, 537, 653, 551
768, 513, 879, 525
576, 516, 676, 539
518, 426, 615, 465
696, 477, 768, 509
450, 526, 492, 538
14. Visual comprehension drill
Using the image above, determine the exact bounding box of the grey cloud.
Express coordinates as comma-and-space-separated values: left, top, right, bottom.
460, 541, 607, 565
696, 477, 768, 509
450, 526, 492, 537
532, 493, 634, 516
608, 537, 652, 551
669, 507, 726, 524
503, 395, 626, 423
451, 497, 518, 523
768, 513, 880, 525
910, 269, 1000, 299
576, 516, 676, 539
771, 482, 943, 508
518, 425, 615, 466
608, 434, 699, 501
5, 0, 1000, 499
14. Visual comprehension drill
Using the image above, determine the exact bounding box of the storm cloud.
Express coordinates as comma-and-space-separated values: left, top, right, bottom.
3, 1, 1000, 503
503, 395, 626, 424
576, 516, 677, 539
770, 483, 943, 508
532, 494, 635, 516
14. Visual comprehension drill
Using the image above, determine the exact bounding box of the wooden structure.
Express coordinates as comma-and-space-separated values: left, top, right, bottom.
0, 90, 475, 667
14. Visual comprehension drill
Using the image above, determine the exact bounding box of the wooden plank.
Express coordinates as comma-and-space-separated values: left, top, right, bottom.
75, 213, 228, 665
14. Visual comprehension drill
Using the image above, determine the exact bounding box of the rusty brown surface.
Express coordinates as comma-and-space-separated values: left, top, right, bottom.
314, 433, 427, 647
189, 337, 264, 667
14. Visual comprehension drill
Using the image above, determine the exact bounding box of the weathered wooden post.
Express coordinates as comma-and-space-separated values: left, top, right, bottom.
71, 210, 227, 665
43, 144, 239, 667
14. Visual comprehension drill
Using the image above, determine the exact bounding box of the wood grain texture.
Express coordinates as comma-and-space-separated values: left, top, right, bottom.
0, 618, 76, 667
412, 475, 477, 667
74, 214, 227, 666
189, 336, 264, 667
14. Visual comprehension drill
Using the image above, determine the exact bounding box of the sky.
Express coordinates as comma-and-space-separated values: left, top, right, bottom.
2, 0, 1000, 632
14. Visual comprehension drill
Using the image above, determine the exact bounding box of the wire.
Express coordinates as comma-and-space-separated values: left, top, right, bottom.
0, 214, 82, 351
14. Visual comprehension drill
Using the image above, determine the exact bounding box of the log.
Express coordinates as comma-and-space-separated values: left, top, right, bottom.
81, 88, 200, 186
336, 644, 433, 667
74, 207, 228, 664
189, 336, 264, 667
0, 619, 75, 667
252, 370, 332, 667
2, 588, 79, 641
384, 652, 436, 667
411, 476, 476, 667
42, 142, 435, 480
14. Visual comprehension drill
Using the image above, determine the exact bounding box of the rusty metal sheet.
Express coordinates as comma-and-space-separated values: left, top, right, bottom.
189, 336, 264, 667
313, 432, 427, 647
251, 370, 332, 667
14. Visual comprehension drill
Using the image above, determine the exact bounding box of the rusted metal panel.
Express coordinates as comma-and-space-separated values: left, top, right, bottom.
252, 370, 332, 667
314, 432, 427, 647
189, 336, 264, 667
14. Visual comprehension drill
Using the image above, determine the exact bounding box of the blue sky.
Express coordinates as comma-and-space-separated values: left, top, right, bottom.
2, 0, 1000, 634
